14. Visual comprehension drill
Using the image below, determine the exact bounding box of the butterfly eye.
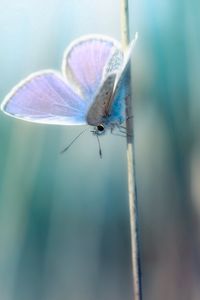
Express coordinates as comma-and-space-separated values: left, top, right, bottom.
97, 124, 105, 132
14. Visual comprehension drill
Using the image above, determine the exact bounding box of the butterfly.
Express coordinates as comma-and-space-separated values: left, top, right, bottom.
1, 34, 137, 141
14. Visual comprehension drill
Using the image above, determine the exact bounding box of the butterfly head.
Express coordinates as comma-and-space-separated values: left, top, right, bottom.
91, 123, 106, 136
97, 124, 105, 134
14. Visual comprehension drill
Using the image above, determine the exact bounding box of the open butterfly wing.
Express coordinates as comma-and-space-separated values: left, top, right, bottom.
62, 35, 123, 102
1, 72, 87, 125
1, 35, 135, 127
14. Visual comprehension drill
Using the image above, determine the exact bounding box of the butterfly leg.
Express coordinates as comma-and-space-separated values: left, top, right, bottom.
116, 123, 129, 135
110, 124, 128, 137
119, 126, 127, 134
126, 115, 133, 121
116, 123, 133, 138
111, 131, 127, 138
110, 125, 125, 137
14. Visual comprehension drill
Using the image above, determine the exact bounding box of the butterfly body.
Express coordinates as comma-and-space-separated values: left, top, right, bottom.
1, 34, 137, 137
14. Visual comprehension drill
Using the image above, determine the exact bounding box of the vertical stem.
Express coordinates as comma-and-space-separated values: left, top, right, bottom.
120, 1, 143, 300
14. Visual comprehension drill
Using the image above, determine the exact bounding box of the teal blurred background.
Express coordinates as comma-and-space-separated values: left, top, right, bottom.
0, 0, 200, 299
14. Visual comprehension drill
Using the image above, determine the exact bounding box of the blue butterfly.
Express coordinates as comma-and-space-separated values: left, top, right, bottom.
1, 34, 137, 139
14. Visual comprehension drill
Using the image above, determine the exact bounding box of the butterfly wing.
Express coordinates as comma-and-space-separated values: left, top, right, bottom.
1, 35, 134, 127
86, 73, 116, 126
107, 34, 138, 124
1, 71, 88, 125
103, 48, 124, 77
62, 35, 123, 102
86, 35, 137, 126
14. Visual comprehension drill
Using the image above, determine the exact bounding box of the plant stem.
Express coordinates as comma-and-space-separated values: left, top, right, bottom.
120, 1, 143, 299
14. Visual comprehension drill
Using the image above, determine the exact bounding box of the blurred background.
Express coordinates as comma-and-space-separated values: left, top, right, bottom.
0, 0, 199, 299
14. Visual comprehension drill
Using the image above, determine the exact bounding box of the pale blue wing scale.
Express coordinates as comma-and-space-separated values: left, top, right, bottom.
103, 49, 123, 77
62, 35, 123, 102
1, 72, 88, 125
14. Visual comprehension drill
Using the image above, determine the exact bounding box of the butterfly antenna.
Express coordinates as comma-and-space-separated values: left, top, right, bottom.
96, 134, 102, 159
60, 128, 88, 154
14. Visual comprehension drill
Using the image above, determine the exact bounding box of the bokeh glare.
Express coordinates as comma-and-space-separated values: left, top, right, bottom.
0, 0, 200, 299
